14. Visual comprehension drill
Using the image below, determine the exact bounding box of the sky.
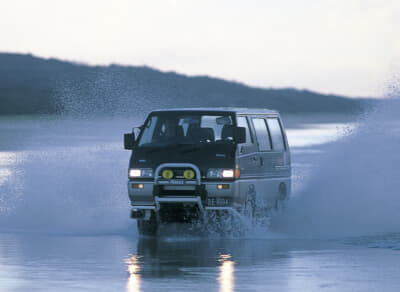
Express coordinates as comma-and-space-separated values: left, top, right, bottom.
1, 0, 400, 98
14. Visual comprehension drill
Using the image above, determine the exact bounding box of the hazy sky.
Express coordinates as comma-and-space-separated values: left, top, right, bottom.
1, 0, 400, 97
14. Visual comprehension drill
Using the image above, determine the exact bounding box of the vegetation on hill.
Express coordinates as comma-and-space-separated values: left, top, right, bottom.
0, 53, 370, 115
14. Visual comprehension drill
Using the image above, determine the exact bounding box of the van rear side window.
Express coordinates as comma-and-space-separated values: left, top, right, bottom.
267, 118, 285, 151
252, 118, 272, 151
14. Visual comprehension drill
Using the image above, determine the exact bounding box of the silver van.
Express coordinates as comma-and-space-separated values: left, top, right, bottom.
124, 108, 291, 235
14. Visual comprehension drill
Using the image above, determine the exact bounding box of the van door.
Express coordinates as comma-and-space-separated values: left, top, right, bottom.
250, 117, 272, 174
266, 117, 290, 176
237, 116, 259, 178
237, 115, 261, 208
247, 116, 273, 208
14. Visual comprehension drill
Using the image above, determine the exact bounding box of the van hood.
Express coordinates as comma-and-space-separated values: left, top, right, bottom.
129, 144, 236, 176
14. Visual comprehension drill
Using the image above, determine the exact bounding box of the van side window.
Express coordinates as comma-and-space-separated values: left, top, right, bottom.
267, 118, 285, 151
252, 118, 272, 151
237, 116, 252, 143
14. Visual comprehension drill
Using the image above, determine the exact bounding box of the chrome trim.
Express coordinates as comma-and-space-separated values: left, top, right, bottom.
163, 185, 196, 191
131, 205, 156, 210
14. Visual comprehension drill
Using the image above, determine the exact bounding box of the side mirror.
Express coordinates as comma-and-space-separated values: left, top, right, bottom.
235, 127, 246, 144
124, 133, 135, 150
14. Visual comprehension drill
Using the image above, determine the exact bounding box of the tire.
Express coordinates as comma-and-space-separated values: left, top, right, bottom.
137, 213, 158, 236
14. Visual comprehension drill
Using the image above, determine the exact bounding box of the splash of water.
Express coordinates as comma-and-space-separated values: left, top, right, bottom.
271, 98, 400, 237
0, 118, 137, 235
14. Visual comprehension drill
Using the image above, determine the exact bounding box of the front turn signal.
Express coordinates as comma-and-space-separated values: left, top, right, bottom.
235, 168, 240, 179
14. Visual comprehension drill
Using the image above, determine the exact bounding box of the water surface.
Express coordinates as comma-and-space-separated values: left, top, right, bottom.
1, 112, 399, 291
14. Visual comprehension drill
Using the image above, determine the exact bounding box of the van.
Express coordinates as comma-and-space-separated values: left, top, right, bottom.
124, 108, 291, 235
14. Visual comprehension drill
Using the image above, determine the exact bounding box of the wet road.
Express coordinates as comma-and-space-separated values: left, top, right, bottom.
1, 233, 400, 292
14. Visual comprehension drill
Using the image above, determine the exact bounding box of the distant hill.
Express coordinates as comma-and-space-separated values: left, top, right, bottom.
0, 53, 372, 116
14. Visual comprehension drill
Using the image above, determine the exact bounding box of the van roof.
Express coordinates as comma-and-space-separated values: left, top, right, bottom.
151, 107, 279, 115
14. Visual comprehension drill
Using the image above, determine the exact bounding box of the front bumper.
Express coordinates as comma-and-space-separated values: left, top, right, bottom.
128, 180, 238, 211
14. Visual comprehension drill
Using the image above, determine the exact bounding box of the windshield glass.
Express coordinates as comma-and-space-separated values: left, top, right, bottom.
138, 112, 236, 147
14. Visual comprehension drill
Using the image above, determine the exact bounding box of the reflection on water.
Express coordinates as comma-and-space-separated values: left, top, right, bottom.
1, 234, 400, 291
0, 151, 18, 186
218, 254, 234, 292
286, 123, 355, 148
0, 151, 24, 216
126, 255, 141, 292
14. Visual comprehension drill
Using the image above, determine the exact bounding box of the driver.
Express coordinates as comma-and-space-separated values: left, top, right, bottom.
164, 119, 177, 138
154, 118, 181, 143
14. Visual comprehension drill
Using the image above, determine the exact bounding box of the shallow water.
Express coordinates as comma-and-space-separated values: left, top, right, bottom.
0, 111, 400, 291
1, 233, 400, 292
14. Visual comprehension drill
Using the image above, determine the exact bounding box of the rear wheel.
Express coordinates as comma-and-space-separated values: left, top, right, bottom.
137, 213, 158, 236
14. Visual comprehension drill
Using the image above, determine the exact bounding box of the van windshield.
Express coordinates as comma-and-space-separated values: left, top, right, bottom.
137, 112, 236, 147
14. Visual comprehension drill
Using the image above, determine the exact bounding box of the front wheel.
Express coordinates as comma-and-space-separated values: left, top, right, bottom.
137, 213, 158, 236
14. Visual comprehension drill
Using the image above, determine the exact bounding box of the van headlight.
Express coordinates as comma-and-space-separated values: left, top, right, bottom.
129, 168, 153, 178
207, 168, 234, 179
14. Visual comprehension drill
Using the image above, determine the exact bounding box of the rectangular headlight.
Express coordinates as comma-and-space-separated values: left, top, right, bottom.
129, 169, 141, 177
222, 169, 234, 178
207, 168, 234, 179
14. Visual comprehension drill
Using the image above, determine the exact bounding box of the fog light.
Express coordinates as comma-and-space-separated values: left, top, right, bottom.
217, 184, 229, 190
183, 169, 195, 179
132, 183, 144, 189
162, 169, 174, 179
